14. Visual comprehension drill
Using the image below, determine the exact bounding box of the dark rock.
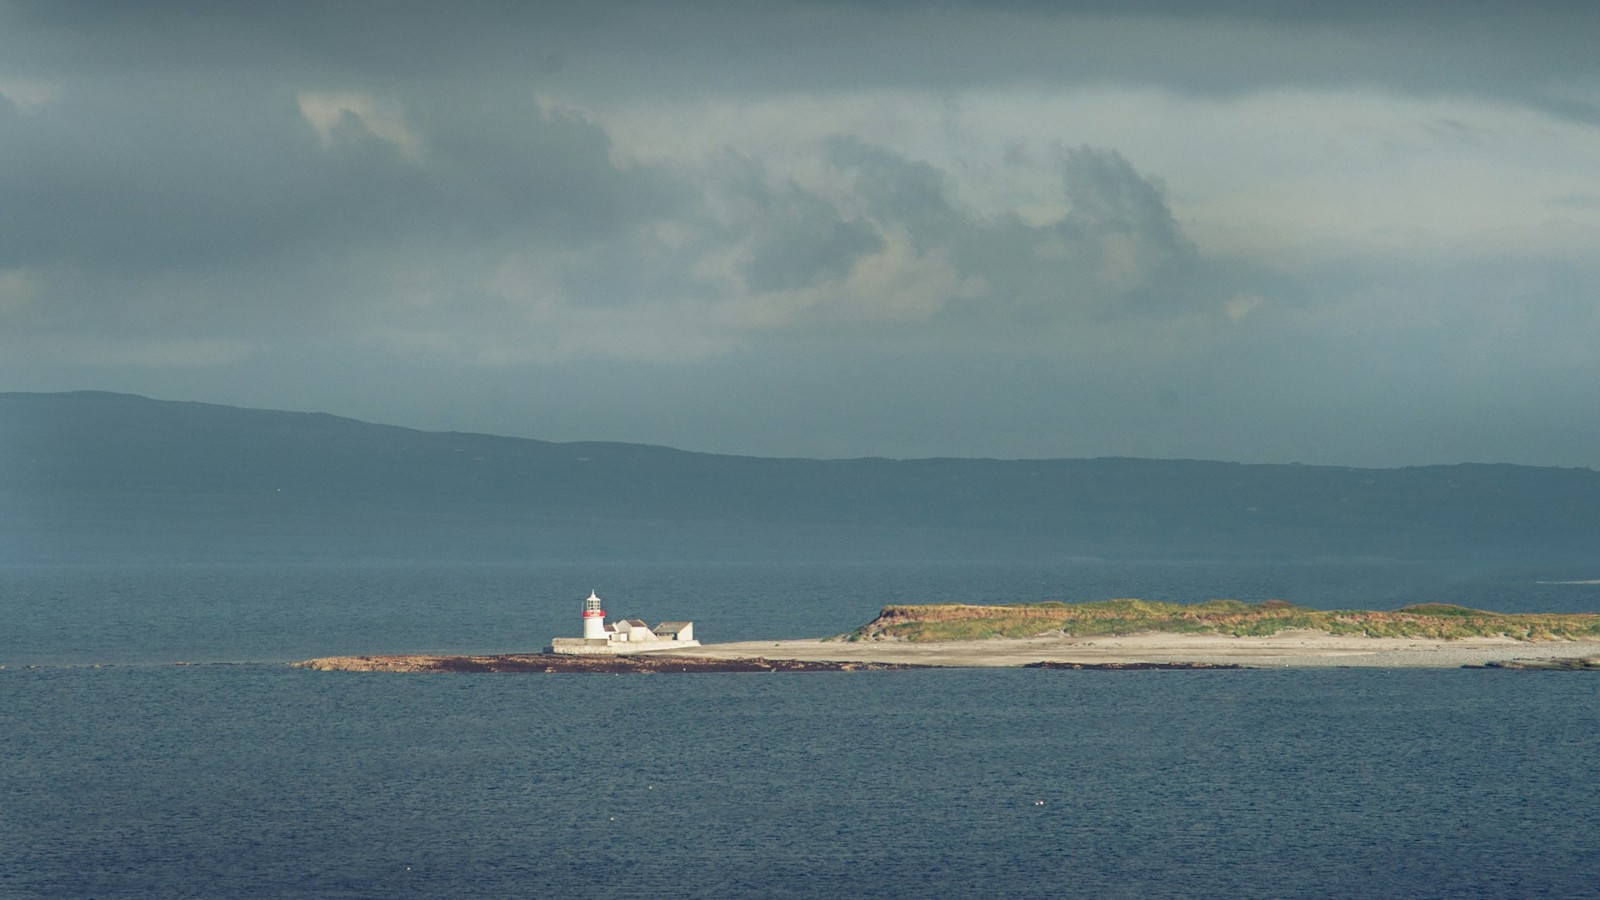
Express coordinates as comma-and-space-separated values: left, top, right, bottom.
294, 653, 925, 674
1465, 657, 1600, 671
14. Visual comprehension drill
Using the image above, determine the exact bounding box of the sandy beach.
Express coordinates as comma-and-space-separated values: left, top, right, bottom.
680, 630, 1600, 668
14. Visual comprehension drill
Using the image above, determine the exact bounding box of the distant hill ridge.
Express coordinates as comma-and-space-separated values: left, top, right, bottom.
3, 391, 1598, 564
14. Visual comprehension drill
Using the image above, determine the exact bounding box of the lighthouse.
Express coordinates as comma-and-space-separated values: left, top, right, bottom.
582, 590, 607, 639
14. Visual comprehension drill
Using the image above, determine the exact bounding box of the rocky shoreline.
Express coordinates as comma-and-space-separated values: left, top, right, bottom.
291, 653, 923, 674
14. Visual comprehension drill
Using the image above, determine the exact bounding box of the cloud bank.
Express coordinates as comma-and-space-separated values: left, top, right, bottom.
2, 1, 1598, 465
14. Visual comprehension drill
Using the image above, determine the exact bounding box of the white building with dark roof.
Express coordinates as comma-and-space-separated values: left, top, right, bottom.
653, 622, 694, 642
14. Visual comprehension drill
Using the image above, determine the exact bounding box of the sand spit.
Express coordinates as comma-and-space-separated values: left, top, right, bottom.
679, 631, 1600, 669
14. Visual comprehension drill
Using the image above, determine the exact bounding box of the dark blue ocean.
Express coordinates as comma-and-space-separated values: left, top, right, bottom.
4, 559, 1600, 898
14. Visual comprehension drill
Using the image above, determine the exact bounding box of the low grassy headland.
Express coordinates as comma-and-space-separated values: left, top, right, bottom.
848, 599, 1600, 642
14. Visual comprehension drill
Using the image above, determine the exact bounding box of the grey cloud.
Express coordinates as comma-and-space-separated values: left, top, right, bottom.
548, 153, 889, 310
1054, 146, 1199, 316
7, 1, 1597, 119
0, 84, 666, 266
0, 82, 316, 272
1059, 147, 1186, 253
743, 207, 883, 293
0, 77, 689, 341
397, 93, 685, 245
365, 128, 1214, 348
0, 43, 1260, 366
822, 138, 1212, 328
825, 138, 959, 248
0, 2, 592, 81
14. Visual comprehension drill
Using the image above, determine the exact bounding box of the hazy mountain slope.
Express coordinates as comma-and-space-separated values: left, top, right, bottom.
3, 391, 1597, 564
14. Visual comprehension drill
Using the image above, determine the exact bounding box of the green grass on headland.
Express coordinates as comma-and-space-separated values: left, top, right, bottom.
848, 599, 1600, 642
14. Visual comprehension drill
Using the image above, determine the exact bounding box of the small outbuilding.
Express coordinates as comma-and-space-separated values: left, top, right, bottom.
652, 622, 694, 642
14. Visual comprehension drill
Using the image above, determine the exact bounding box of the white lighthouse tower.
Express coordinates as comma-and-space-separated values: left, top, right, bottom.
582, 590, 607, 640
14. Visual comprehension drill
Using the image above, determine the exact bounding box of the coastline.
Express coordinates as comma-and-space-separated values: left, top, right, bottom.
291, 630, 1600, 672
677, 630, 1600, 669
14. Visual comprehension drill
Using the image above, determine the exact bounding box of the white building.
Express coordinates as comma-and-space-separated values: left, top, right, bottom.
547, 591, 700, 655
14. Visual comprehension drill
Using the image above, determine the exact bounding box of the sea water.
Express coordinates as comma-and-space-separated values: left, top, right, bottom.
3, 560, 1599, 897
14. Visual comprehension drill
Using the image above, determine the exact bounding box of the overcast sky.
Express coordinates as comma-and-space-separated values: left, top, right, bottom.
3, 1, 1598, 466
